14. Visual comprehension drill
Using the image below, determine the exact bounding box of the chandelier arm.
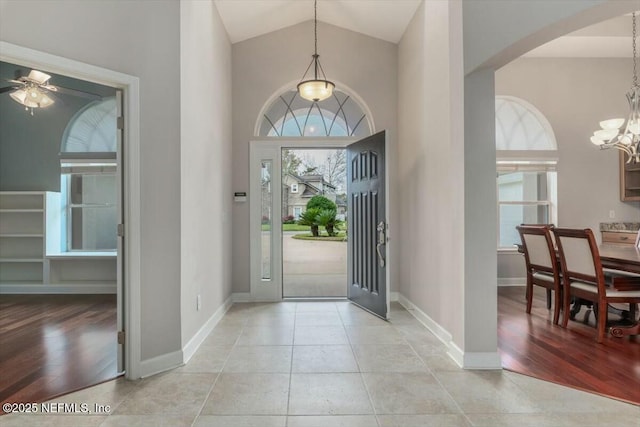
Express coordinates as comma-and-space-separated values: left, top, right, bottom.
299, 57, 315, 81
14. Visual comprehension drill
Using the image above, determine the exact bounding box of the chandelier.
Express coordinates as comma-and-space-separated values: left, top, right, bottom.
297, 0, 335, 102
590, 12, 640, 163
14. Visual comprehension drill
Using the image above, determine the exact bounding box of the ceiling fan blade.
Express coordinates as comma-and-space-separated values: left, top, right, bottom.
54, 85, 102, 100
7, 79, 23, 84
42, 85, 58, 92
0, 86, 18, 94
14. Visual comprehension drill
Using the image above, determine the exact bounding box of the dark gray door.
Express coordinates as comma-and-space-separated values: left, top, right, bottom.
347, 131, 387, 319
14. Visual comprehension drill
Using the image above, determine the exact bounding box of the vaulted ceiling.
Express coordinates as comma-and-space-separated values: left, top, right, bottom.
214, 1, 634, 59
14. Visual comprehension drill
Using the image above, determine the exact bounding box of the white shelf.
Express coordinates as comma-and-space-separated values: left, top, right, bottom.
0, 191, 117, 293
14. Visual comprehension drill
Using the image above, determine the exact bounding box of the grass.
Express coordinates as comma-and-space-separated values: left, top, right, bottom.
262, 224, 311, 231
292, 232, 347, 242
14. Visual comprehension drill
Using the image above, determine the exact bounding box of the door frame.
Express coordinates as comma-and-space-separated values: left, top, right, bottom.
1, 41, 142, 379
249, 137, 390, 301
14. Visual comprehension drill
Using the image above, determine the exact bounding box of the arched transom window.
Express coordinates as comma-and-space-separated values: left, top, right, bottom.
495, 96, 557, 151
258, 89, 371, 137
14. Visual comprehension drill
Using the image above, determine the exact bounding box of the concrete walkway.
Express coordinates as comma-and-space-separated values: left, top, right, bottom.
282, 232, 347, 297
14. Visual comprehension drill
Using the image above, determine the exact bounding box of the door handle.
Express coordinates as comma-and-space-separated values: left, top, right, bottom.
376, 221, 386, 268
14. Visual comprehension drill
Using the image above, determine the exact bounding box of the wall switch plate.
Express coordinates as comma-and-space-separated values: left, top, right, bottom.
197, 294, 201, 311
609, 210, 615, 219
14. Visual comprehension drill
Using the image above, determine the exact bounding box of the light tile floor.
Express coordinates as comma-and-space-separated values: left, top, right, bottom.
3, 301, 639, 427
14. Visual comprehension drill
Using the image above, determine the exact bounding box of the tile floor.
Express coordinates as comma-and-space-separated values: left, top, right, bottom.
3, 301, 639, 426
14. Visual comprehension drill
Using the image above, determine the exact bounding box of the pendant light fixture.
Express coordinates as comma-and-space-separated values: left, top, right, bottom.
590, 12, 640, 164
297, 0, 335, 102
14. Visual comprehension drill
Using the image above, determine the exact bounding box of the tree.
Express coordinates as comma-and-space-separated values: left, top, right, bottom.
297, 208, 320, 237
319, 150, 346, 191
282, 149, 303, 176
307, 195, 336, 211
316, 209, 342, 237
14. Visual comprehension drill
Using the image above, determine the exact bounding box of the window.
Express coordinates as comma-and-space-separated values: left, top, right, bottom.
61, 164, 117, 251
258, 89, 372, 137
59, 96, 119, 252
291, 183, 299, 193
497, 166, 557, 248
293, 207, 302, 220
495, 96, 558, 249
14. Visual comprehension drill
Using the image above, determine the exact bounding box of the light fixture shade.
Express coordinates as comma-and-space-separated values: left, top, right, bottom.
9, 89, 27, 104
599, 118, 625, 130
593, 129, 619, 141
10, 86, 54, 109
297, 79, 335, 102
590, 136, 606, 146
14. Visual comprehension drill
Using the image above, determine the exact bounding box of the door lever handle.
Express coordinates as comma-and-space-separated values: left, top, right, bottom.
376, 221, 386, 268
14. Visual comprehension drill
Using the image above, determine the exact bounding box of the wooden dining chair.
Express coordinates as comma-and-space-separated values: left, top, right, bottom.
516, 225, 562, 324
553, 228, 640, 342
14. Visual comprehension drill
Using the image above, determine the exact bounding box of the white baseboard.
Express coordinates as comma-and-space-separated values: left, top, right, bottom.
398, 292, 502, 370
182, 296, 233, 363
398, 293, 453, 345
233, 292, 400, 303
0, 284, 117, 294
498, 278, 525, 287
390, 291, 399, 302
139, 350, 183, 378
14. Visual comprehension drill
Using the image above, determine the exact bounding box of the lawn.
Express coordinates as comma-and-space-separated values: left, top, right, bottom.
262, 223, 311, 232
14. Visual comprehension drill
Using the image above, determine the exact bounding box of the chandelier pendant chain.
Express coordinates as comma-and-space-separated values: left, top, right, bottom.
314, 0, 319, 79
634, 12, 638, 89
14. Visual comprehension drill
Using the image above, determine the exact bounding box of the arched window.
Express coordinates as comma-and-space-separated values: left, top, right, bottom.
495, 96, 557, 151
61, 97, 117, 155
495, 96, 558, 249
258, 89, 371, 137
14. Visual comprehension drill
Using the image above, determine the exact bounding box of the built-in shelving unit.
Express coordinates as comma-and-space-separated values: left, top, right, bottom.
0, 191, 116, 293
620, 153, 640, 201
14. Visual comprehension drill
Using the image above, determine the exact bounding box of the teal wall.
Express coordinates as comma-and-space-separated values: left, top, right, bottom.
0, 61, 115, 191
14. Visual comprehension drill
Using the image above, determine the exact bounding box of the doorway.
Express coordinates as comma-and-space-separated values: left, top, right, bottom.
0, 57, 128, 406
282, 148, 348, 298
249, 131, 389, 318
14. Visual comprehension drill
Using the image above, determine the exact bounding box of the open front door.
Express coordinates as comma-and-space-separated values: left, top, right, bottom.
347, 131, 387, 319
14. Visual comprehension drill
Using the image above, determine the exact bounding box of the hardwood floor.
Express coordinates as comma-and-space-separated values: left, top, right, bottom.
498, 286, 640, 405
0, 294, 118, 411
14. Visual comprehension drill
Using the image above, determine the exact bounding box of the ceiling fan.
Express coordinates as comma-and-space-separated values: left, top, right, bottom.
0, 69, 101, 115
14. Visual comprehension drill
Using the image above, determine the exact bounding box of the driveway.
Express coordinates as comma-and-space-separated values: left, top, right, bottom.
282, 232, 347, 297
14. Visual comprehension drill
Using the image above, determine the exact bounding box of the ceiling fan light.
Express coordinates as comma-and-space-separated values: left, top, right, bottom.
297, 79, 335, 102
28, 69, 52, 85
620, 134, 633, 145
9, 89, 27, 104
38, 94, 54, 107
599, 118, 625, 130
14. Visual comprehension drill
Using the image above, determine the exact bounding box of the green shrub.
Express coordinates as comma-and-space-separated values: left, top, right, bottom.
306, 195, 336, 211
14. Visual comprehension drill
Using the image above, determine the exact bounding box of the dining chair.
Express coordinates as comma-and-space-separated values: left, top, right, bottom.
516, 225, 561, 324
553, 228, 640, 342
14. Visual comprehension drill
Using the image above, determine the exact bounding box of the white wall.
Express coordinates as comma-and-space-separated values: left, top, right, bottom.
231, 21, 398, 294
0, 0, 182, 363
463, 0, 619, 73
398, 0, 469, 360
496, 57, 640, 281
180, 1, 232, 347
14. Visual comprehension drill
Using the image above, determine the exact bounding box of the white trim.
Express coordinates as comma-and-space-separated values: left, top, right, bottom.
398, 293, 453, 344
0, 284, 116, 294
182, 297, 233, 363
390, 291, 399, 302
461, 351, 503, 370
139, 350, 183, 378
398, 293, 502, 370
498, 278, 526, 287
0, 41, 142, 380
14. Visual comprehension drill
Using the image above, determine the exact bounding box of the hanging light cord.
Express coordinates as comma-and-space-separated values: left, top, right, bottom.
633, 12, 638, 88
314, 0, 318, 57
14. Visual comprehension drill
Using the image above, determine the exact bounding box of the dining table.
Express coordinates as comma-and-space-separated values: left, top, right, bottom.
598, 244, 640, 338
